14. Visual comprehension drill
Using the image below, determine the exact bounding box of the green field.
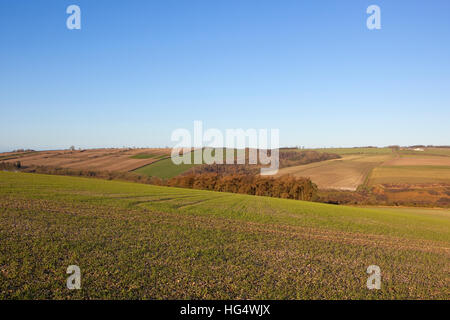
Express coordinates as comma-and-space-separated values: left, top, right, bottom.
130, 153, 168, 160
134, 157, 197, 179
0, 171, 448, 299
133, 149, 214, 179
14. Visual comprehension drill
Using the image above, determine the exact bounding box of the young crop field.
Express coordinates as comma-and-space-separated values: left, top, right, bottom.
133, 157, 197, 179
0, 171, 448, 299
130, 153, 169, 160
133, 150, 203, 179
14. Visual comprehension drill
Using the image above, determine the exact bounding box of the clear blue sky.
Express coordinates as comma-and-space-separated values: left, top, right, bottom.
0, 0, 449, 152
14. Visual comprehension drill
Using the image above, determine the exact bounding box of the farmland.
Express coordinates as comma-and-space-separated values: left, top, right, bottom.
1, 146, 450, 198
397, 147, 450, 157
0, 171, 449, 299
366, 154, 450, 185
134, 149, 203, 179
276, 147, 450, 191
275, 154, 392, 191
368, 166, 450, 185
1, 148, 172, 172
305, 147, 393, 156
134, 157, 197, 179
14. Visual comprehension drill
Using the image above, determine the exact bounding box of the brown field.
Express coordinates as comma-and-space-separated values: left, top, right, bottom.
367, 152, 450, 186
382, 156, 450, 166
1, 148, 172, 172
276, 155, 392, 191
368, 166, 450, 185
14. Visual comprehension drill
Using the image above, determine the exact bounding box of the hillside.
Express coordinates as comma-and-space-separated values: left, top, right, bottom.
0, 171, 448, 299
4, 147, 449, 191
0, 148, 172, 172
2, 146, 450, 207
276, 147, 450, 192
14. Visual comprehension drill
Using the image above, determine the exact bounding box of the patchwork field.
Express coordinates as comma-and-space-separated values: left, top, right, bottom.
277, 148, 450, 191
1, 148, 172, 172
0, 171, 448, 299
2, 147, 450, 193
366, 153, 450, 186
275, 155, 392, 191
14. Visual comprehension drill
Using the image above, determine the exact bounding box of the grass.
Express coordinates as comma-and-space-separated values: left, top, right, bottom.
0, 171, 448, 299
368, 165, 450, 185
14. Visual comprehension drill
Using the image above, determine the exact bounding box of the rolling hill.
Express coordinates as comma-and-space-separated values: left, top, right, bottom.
277, 147, 450, 190
0, 171, 448, 299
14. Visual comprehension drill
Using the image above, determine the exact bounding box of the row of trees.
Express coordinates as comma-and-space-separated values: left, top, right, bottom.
184, 164, 260, 176
167, 173, 318, 201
